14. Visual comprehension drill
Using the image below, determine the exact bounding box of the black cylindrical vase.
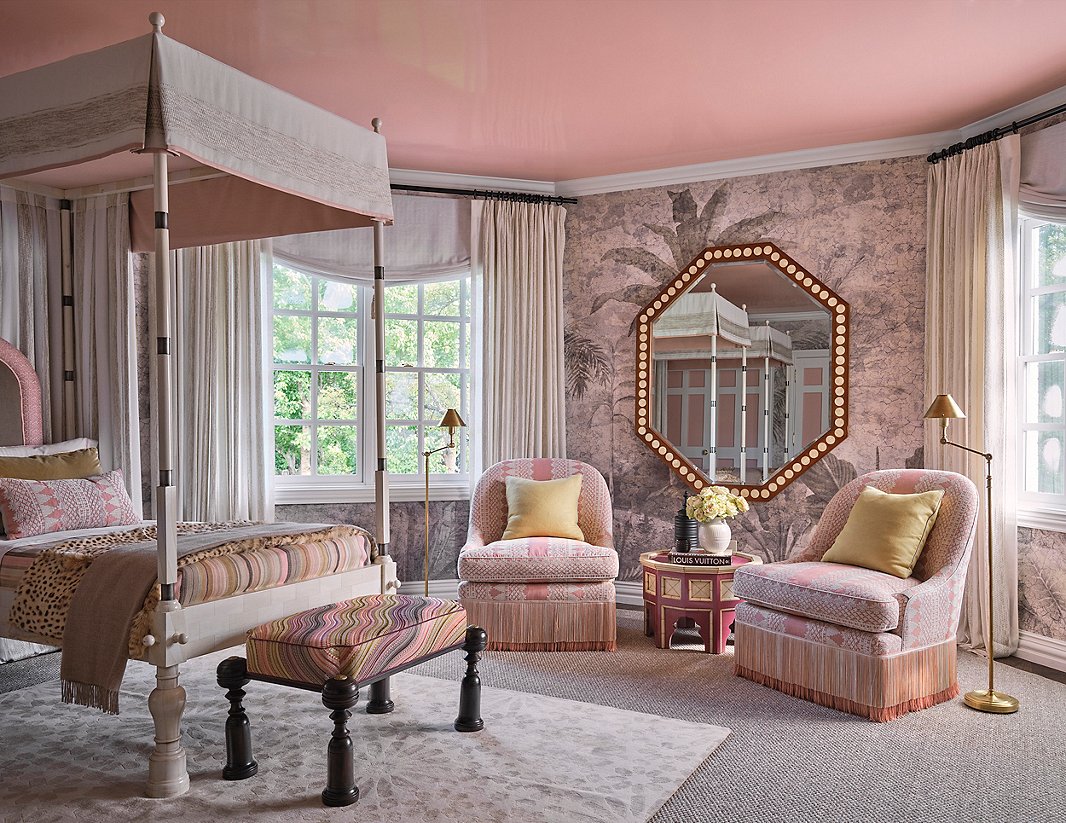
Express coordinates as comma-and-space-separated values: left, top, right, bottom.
673, 494, 699, 552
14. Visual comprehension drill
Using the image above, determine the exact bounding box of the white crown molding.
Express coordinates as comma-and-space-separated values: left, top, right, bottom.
961, 81, 1066, 139
554, 131, 959, 197
389, 167, 557, 196
1016, 630, 1066, 673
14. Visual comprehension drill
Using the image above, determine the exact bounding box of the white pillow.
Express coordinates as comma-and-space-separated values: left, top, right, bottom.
0, 438, 97, 458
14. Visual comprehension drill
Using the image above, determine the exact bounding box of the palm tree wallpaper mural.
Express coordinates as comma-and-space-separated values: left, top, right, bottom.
562, 159, 930, 580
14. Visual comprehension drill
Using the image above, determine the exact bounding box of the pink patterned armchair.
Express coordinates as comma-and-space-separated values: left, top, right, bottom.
457, 458, 618, 651
732, 469, 979, 721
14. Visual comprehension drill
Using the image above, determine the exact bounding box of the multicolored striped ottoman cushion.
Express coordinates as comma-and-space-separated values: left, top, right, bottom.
246, 595, 468, 687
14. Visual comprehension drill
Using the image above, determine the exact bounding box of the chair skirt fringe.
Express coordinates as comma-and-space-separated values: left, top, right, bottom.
734, 622, 959, 722
459, 599, 617, 651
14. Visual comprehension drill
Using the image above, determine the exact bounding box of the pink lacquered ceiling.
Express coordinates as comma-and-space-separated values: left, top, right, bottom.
3, 0, 1066, 182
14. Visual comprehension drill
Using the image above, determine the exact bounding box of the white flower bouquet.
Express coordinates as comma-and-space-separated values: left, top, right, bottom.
685, 485, 750, 523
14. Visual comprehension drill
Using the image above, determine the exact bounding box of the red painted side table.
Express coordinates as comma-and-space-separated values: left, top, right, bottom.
639, 550, 762, 654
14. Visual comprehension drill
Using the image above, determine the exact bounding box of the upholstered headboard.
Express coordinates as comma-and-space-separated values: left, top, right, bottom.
0, 338, 43, 447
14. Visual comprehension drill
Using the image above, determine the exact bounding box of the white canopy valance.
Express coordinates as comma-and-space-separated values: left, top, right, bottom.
656, 322, 793, 364
1020, 120, 1066, 222
273, 195, 471, 285
747, 324, 793, 364
652, 289, 751, 347
0, 31, 393, 249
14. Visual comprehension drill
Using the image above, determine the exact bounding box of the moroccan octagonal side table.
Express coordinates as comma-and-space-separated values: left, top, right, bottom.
639, 550, 762, 654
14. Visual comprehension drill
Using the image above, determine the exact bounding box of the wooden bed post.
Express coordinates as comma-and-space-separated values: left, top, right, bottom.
143, 12, 190, 799
370, 118, 397, 594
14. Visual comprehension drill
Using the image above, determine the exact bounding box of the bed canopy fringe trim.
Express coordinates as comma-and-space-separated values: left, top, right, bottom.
0, 11, 396, 799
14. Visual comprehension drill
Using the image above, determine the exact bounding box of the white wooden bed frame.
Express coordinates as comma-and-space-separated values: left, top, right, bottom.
0, 12, 399, 799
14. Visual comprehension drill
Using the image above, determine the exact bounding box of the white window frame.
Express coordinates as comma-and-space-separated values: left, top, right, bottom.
1017, 214, 1066, 531
270, 262, 472, 504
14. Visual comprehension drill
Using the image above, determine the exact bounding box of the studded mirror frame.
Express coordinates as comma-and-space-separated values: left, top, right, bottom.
633, 242, 850, 502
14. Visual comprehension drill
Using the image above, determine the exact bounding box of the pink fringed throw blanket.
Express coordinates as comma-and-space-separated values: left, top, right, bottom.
10, 522, 366, 713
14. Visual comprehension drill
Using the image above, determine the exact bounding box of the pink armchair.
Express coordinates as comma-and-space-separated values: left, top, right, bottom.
732, 469, 979, 721
457, 458, 619, 651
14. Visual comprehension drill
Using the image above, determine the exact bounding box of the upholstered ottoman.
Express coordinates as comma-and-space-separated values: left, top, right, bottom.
216, 594, 486, 807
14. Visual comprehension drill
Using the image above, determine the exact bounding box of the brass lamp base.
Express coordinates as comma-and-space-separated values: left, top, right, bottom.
963, 688, 1020, 714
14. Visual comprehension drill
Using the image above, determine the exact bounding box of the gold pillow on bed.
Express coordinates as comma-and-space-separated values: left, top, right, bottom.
0, 448, 102, 481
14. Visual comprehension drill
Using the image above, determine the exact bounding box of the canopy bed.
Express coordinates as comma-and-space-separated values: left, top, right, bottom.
0, 14, 397, 799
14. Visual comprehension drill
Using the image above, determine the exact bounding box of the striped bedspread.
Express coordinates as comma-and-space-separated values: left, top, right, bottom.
0, 523, 372, 611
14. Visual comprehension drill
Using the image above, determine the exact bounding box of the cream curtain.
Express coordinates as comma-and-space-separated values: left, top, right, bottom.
162, 241, 271, 522
925, 136, 1021, 657
478, 200, 568, 467
72, 194, 142, 515
0, 186, 64, 663
0, 186, 63, 440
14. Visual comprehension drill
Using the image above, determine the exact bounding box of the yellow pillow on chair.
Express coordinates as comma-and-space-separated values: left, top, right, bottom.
822, 485, 945, 578
501, 475, 585, 541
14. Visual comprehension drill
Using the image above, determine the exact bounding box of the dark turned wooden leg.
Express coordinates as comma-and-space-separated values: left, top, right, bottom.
454, 625, 487, 733
366, 676, 394, 714
216, 656, 258, 781
321, 676, 360, 807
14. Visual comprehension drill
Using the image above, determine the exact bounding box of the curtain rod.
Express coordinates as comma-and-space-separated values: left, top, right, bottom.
390, 183, 577, 205
927, 101, 1066, 164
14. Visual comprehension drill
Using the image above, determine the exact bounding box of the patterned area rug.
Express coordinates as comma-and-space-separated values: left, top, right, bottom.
0, 646, 728, 823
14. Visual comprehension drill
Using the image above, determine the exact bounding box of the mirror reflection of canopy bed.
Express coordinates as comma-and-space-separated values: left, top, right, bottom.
721, 323, 795, 483
0, 14, 398, 799
652, 284, 751, 480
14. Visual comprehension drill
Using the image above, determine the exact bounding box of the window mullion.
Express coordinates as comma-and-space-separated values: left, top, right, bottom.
310, 276, 319, 476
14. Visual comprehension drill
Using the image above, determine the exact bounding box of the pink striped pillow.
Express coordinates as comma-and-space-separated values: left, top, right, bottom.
0, 470, 140, 540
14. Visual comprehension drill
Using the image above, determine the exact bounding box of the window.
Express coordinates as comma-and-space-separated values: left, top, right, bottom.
270, 261, 471, 502
1018, 217, 1066, 528
382, 279, 471, 476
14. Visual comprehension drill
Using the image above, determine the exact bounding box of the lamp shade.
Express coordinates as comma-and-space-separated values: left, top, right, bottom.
924, 394, 967, 420
439, 408, 466, 429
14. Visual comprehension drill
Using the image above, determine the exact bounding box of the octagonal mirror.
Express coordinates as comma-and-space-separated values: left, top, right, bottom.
634, 242, 849, 502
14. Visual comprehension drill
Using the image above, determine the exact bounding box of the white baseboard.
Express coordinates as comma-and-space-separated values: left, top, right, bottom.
1016, 630, 1066, 673
615, 580, 644, 608
399, 577, 646, 608
398, 579, 461, 598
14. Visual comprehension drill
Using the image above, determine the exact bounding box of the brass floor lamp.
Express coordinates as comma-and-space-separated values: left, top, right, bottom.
924, 394, 1019, 714
423, 409, 466, 596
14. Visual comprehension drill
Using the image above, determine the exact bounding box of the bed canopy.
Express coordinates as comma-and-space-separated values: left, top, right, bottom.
0, 13, 395, 798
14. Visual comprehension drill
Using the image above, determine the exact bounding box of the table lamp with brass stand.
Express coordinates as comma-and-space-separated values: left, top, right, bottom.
423, 408, 466, 596
924, 393, 1019, 714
